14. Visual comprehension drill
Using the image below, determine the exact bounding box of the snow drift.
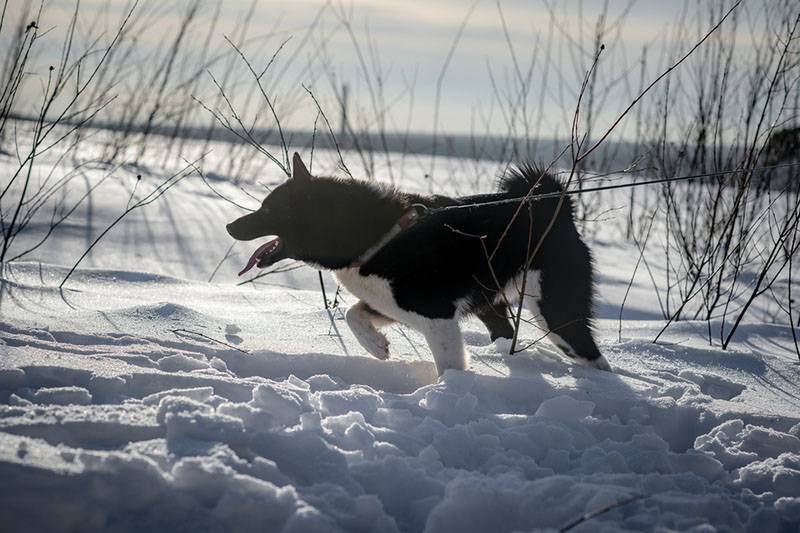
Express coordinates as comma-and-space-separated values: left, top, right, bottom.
1, 145, 800, 532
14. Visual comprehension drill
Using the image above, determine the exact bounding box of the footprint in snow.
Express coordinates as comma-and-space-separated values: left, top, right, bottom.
225, 324, 243, 345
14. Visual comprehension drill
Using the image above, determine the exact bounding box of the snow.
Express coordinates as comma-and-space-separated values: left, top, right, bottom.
2, 137, 800, 532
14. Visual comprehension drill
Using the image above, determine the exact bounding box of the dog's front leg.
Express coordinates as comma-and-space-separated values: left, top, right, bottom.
345, 300, 394, 360
418, 318, 466, 375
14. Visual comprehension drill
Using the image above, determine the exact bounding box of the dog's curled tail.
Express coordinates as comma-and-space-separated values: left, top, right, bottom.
498, 163, 574, 217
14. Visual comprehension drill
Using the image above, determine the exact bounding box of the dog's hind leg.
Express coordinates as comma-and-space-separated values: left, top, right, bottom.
542, 317, 611, 371
346, 301, 395, 360
475, 302, 514, 341
418, 318, 466, 375
532, 270, 612, 371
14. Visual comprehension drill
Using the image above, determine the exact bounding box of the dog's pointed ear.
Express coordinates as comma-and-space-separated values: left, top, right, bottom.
292, 152, 312, 181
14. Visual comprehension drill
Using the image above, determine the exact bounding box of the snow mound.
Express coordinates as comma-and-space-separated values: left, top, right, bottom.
3, 261, 800, 532
31, 386, 92, 405
3, 334, 800, 532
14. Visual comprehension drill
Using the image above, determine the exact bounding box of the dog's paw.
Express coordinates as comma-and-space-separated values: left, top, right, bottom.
593, 355, 613, 371
579, 354, 612, 372
493, 336, 513, 355
348, 320, 389, 359
345, 305, 390, 360
358, 330, 389, 360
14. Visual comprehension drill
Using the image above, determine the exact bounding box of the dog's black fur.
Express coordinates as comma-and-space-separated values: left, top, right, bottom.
227, 154, 606, 370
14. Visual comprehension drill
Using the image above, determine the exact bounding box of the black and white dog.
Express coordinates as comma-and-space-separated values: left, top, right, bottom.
227, 153, 610, 375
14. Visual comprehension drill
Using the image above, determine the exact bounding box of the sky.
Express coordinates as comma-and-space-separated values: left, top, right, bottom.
4, 0, 764, 139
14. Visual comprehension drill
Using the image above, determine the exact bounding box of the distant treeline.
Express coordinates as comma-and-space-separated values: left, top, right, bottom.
8, 112, 646, 171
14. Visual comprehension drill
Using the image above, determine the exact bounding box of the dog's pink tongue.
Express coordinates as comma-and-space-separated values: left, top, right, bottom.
238, 238, 279, 276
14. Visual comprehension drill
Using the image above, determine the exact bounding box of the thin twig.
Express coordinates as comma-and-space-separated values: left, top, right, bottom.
171, 328, 249, 354
560, 493, 647, 532
301, 83, 353, 178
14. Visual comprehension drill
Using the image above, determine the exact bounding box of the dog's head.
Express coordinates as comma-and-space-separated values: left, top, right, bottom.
226, 153, 314, 275
228, 152, 407, 275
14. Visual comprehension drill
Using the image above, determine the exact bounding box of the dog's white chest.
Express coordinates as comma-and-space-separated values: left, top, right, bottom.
334, 268, 405, 320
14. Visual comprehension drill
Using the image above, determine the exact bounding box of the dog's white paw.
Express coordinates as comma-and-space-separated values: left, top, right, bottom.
357, 329, 390, 360
583, 354, 612, 372
345, 304, 390, 360
493, 336, 513, 355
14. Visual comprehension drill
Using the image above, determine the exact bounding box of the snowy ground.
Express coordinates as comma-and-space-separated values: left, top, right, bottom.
2, 138, 800, 532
